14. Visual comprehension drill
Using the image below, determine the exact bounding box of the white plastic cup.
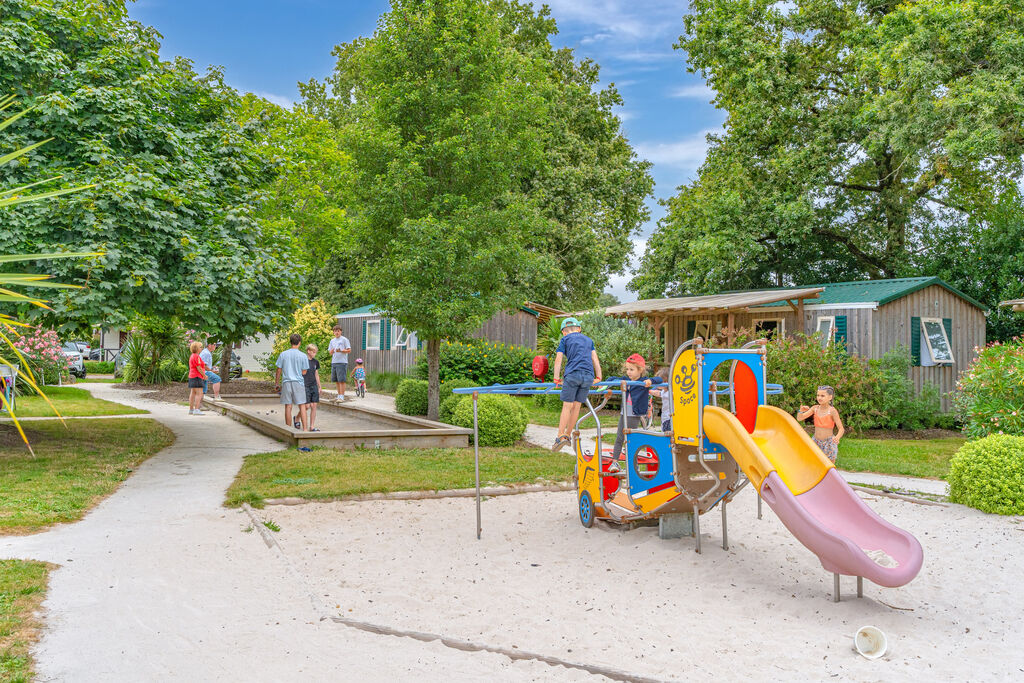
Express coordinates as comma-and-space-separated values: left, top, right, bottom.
854, 625, 887, 659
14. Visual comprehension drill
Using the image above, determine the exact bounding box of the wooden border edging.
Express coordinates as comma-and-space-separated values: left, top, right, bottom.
263, 483, 574, 506
240, 503, 663, 683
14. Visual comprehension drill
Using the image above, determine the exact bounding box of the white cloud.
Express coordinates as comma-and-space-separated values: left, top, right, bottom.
614, 108, 636, 122
604, 239, 647, 303
634, 130, 716, 170
251, 90, 294, 109
535, 0, 682, 42
668, 84, 715, 100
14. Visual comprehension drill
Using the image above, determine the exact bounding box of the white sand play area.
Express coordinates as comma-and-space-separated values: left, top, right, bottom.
267, 488, 1024, 681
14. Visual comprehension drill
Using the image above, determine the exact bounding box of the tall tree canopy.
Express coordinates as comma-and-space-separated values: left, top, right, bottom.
303, 0, 653, 311
0, 0, 300, 340
633, 0, 1024, 299
309, 0, 564, 418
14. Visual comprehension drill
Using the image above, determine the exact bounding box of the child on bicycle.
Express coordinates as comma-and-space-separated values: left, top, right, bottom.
351, 358, 367, 398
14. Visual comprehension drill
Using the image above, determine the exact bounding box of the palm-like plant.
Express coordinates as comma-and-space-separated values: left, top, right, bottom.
1, 95, 96, 452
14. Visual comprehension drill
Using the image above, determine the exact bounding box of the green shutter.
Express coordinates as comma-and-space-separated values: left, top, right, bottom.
361, 320, 367, 349
686, 320, 696, 340
910, 316, 921, 366
943, 318, 953, 362
383, 319, 391, 350
417, 336, 424, 350
834, 315, 847, 352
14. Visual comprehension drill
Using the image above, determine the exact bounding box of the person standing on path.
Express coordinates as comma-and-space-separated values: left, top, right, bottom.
328, 325, 351, 402
187, 341, 207, 415
304, 343, 322, 431
275, 333, 309, 431
199, 340, 222, 401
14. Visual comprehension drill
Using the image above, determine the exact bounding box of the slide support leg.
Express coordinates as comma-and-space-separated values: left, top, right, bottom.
721, 501, 728, 551
693, 501, 701, 555
757, 493, 762, 520
857, 576, 863, 598
833, 573, 840, 603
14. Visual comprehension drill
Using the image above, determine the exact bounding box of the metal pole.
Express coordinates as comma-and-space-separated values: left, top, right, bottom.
857, 576, 863, 598
833, 573, 840, 603
757, 492, 763, 519
721, 501, 728, 551
473, 392, 481, 540
693, 500, 701, 554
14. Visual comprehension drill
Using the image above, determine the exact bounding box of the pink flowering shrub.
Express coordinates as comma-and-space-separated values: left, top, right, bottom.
954, 338, 1024, 438
10, 326, 70, 386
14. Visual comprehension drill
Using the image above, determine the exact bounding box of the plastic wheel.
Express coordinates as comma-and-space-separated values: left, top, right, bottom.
579, 491, 595, 528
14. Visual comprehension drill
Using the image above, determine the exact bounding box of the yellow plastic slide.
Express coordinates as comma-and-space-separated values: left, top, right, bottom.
702, 405, 834, 495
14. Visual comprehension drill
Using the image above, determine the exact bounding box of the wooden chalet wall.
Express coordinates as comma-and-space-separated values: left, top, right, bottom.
660, 284, 984, 411
469, 309, 538, 349
874, 285, 985, 411
335, 308, 539, 376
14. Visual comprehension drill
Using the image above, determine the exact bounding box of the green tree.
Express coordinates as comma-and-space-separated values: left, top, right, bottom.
303, 1, 653, 311
0, 0, 300, 348
318, 0, 554, 419
634, 0, 1024, 297
237, 96, 359, 313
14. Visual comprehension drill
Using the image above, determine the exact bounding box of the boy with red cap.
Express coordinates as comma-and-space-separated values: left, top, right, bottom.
608, 353, 662, 460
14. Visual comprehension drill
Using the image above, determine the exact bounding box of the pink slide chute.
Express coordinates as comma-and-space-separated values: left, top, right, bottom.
704, 406, 923, 587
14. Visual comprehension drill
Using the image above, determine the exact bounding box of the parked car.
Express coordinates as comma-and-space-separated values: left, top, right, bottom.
88, 347, 103, 361
71, 340, 91, 357
62, 342, 86, 378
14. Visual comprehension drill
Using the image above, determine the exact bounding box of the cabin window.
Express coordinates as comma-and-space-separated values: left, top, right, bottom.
694, 320, 713, 341
366, 320, 381, 350
815, 316, 835, 348
390, 325, 417, 350
754, 318, 785, 339
921, 318, 954, 365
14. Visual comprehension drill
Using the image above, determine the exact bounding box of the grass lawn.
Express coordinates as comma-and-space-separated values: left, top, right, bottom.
77, 377, 123, 384
226, 445, 574, 507
8, 386, 143, 418
0, 419, 174, 534
519, 397, 621, 430
836, 437, 965, 479
0, 559, 50, 682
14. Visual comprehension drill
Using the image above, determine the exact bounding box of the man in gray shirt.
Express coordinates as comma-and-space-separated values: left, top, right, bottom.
327, 325, 352, 402
199, 340, 222, 400
275, 333, 309, 431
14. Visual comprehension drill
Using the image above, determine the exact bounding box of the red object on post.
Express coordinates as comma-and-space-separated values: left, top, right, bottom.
532, 355, 549, 381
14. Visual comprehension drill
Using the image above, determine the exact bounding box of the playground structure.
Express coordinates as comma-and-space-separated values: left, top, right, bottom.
456, 339, 924, 600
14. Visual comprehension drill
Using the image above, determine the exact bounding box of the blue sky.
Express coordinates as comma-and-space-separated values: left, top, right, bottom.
129, 0, 725, 303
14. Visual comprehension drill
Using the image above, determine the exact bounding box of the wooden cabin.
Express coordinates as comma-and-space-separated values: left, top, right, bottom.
605, 278, 987, 411
333, 303, 562, 375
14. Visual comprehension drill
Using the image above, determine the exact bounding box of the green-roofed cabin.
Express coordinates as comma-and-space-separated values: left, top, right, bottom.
332, 302, 564, 375
605, 277, 986, 411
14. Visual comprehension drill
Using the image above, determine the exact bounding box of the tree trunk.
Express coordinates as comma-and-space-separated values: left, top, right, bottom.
427, 337, 440, 421
219, 340, 232, 384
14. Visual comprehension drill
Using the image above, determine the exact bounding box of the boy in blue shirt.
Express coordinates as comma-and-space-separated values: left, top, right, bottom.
551, 317, 602, 451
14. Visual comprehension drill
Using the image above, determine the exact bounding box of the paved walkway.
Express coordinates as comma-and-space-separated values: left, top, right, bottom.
0, 383, 584, 681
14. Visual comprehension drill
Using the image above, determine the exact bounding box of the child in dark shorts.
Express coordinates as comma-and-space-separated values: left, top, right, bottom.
550, 317, 602, 451
304, 344, 322, 431
608, 353, 662, 459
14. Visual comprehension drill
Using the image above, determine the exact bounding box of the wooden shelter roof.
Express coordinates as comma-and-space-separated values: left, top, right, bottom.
1000, 298, 1024, 312
603, 288, 824, 318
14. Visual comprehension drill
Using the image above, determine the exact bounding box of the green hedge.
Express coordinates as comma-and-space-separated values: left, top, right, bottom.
439, 378, 476, 424
84, 360, 114, 373
453, 394, 528, 446
414, 339, 535, 386
948, 435, 1024, 515
394, 379, 429, 416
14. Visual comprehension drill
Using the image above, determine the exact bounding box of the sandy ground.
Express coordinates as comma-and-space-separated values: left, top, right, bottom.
267, 489, 1024, 682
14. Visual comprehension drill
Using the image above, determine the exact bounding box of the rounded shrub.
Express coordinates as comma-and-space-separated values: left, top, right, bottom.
394, 379, 429, 416
439, 378, 476, 424
948, 434, 1024, 515
453, 394, 529, 447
